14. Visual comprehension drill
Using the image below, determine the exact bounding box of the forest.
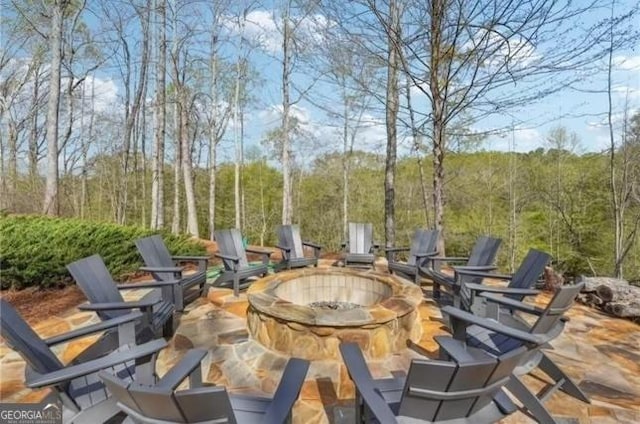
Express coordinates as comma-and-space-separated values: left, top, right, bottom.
1, 0, 639, 280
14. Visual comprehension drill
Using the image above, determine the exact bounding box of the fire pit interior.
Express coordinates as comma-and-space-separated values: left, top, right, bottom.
246, 268, 423, 360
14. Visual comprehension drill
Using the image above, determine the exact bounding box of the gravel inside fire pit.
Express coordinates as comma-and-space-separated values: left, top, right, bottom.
308, 301, 362, 310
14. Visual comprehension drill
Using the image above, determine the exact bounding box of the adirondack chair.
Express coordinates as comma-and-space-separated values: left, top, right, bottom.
421, 236, 502, 306
213, 229, 272, 297
385, 229, 439, 284
135, 234, 209, 312
458, 248, 551, 315
67, 254, 175, 340
100, 349, 309, 424
342, 222, 378, 269
440, 283, 589, 424
274, 224, 322, 271
339, 340, 527, 423
0, 299, 167, 424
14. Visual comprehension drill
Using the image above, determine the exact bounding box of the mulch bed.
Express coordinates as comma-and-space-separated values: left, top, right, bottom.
0, 286, 87, 325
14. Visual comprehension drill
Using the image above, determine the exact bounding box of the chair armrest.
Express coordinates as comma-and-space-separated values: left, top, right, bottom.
431, 256, 469, 262
245, 247, 273, 257
302, 241, 322, 249
78, 299, 160, 312
262, 358, 310, 424
140, 266, 183, 273
27, 339, 168, 388
442, 306, 547, 345
117, 280, 181, 290
171, 255, 209, 262
275, 244, 292, 252
44, 312, 143, 346
453, 265, 498, 271
480, 293, 545, 315
454, 269, 512, 280
466, 284, 540, 297
383, 246, 409, 253
156, 349, 208, 390
339, 343, 398, 424
214, 253, 240, 262
414, 250, 439, 259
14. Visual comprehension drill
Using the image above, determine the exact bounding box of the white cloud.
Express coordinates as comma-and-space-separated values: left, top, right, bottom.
223, 10, 331, 54
82, 75, 118, 112
613, 54, 640, 71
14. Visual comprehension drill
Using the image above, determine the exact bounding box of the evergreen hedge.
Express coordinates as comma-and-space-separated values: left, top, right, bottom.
0, 215, 207, 290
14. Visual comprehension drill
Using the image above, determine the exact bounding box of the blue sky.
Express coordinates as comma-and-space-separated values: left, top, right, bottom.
56, 0, 640, 163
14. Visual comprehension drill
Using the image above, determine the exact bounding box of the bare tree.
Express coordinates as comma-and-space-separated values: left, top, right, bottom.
42, 0, 69, 215
151, 0, 167, 229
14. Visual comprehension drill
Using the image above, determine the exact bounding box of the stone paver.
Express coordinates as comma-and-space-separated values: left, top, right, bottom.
1, 262, 639, 423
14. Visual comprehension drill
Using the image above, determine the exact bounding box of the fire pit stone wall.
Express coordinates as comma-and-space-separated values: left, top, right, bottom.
246, 268, 423, 360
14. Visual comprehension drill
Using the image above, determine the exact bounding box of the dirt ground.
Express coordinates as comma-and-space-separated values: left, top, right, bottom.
0, 237, 338, 325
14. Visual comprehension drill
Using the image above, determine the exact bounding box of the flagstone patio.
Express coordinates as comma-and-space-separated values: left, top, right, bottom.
1, 259, 639, 423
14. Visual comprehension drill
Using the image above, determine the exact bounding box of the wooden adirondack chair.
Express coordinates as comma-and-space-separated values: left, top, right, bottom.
135, 234, 209, 312
421, 236, 502, 306
385, 229, 439, 284
67, 254, 175, 340
274, 224, 322, 271
440, 283, 589, 424
342, 222, 378, 269
213, 229, 272, 297
0, 299, 167, 424
457, 248, 551, 315
100, 349, 309, 424
339, 340, 527, 423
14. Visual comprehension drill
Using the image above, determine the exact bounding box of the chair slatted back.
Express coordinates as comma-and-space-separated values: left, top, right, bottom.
348, 223, 373, 254
468, 236, 502, 267
67, 254, 126, 320
135, 235, 175, 275
506, 249, 551, 300
399, 346, 526, 421
461, 236, 502, 284
214, 229, 249, 269
407, 229, 439, 266
175, 386, 237, 424
277, 225, 304, 260
0, 299, 65, 381
530, 283, 584, 335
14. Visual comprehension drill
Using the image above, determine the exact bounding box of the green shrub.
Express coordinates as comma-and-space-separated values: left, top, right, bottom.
0, 215, 206, 290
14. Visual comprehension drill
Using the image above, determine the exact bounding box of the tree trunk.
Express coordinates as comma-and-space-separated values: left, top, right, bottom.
234, 57, 242, 229
172, 102, 182, 234
384, 0, 400, 248
342, 88, 350, 239
7, 121, 17, 206
208, 43, 218, 240
151, 0, 166, 229
43, 0, 66, 216
281, 1, 293, 225
181, 93, 198, 237
405, 72, 430, 227
430, 0, 445, 254
29, 63, 41, 181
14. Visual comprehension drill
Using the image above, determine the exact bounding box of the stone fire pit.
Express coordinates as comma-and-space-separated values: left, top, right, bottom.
246, 268, 423, 360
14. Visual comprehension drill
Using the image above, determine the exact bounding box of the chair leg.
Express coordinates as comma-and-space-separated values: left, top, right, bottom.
163, 314, 175, 338
539, 352, 591, 403
233, 275, 240, 297
506, 375, 558, 424
174, 285, 185, 312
